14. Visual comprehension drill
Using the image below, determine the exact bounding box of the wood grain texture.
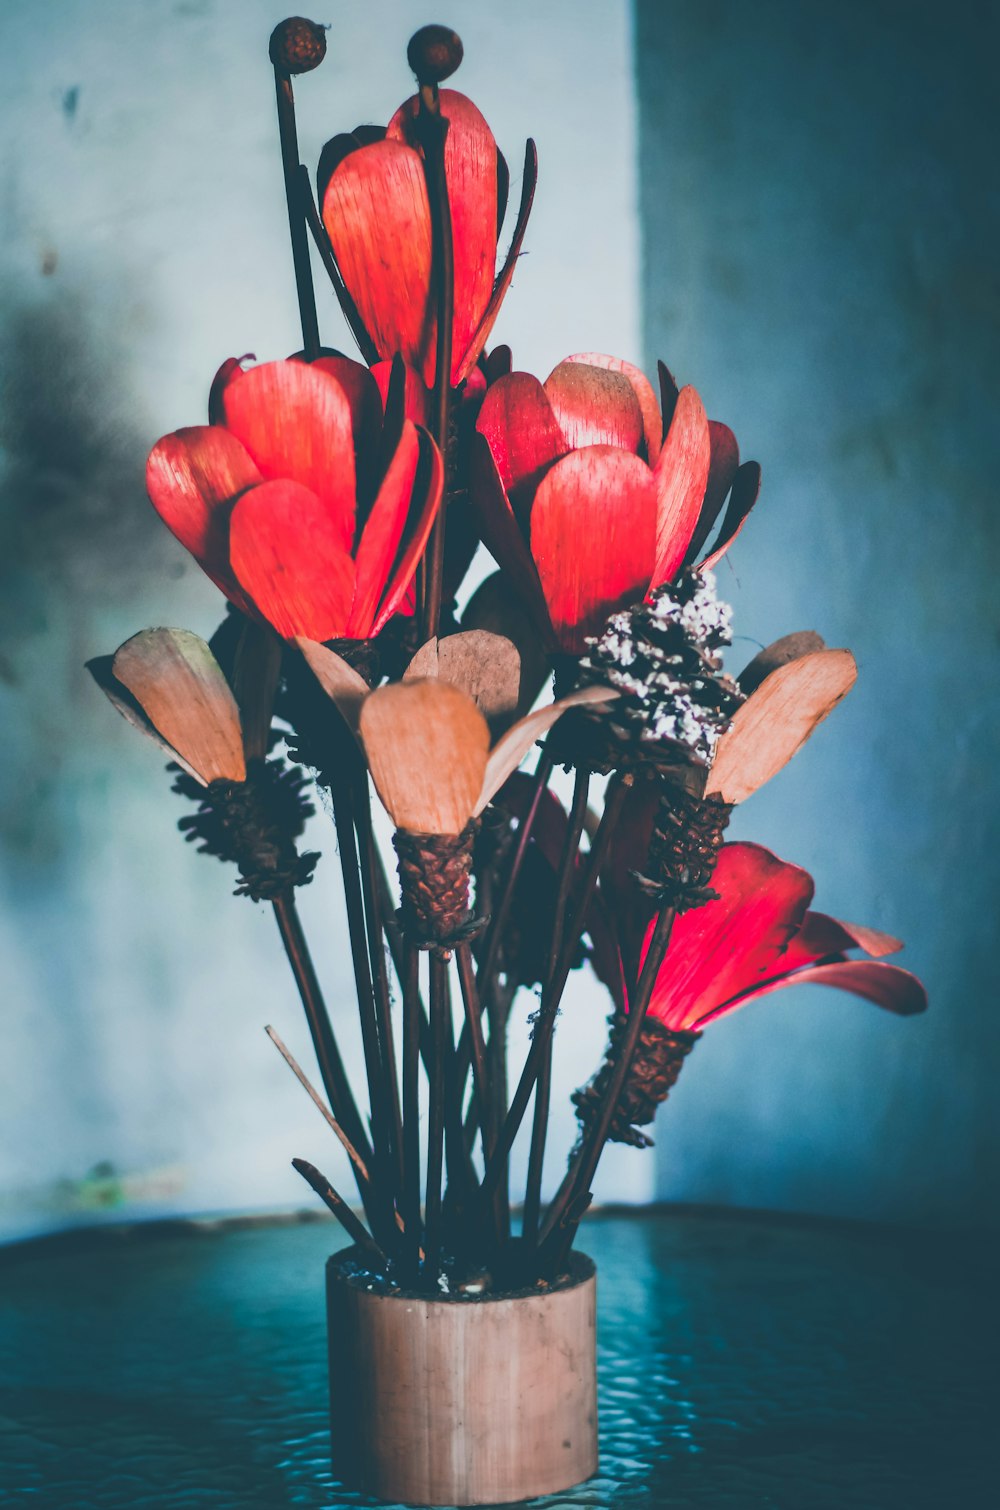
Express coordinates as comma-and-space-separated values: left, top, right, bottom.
327, 1251, 598, 1505
564, 352, 663, 463
360, 679, 490, 835
543, 360, 643, 453
111, 628, 245, 784
404, 630, 521, 727
295, 638, 369, 734
652, 384, 710, 585
707, 648, 857, 804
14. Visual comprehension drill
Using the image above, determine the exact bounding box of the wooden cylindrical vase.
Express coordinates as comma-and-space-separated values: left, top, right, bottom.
326, 1247, 598, 1506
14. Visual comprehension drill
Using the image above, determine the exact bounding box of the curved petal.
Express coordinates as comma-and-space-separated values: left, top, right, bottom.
348, 419, 421, 637
111, 628, 246, 785
544, 361, 644, 453
385, 90, 499, 385
476, 685, 618, 813
699, 459, 762, 571
651, 385, 711, 587
565, 352, 663, 463
146, 425, 260, 614
371, 357, 431, 428
707, 648, 858, 805
220, 360, 357, 551
476, 372, 567, 516
360, 678, 490, 836
323, 139, 434, 383
468, 434, 553, 638
310, 354, 383, 507
779, 911, 904, 970
695, 959, 928, 1027
404, 630, 521, 730
738, 631, 826, 696
643, 841, 815, 1031
462, 139, 537, 381
207, 354, 254, 425
684, 420, 740, 564
229, 480, 356, 641
530, 446, 657, 653
369, 428, 444, 636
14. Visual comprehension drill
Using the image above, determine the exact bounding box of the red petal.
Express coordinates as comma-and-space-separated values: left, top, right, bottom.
530, 446, 657, 653
311, 354, 383, 509
643, 842, 814, 1031
370, 428, 444, 636
221, 360, 357, 551
468, 434, 553, 639
700, 460, 762, 571
544, 361, 644, 453
684, 420, 740, 564
651, 385, 711, 587
146, 426, 260, 614
371, 358, 431, 428
779, 910, 904, 971
564, 353, 663, 463
229, 480, 356, 641
485, 345, 513, 382
696, 960, 928, 1026
476, 372, 566, 517
323, 139, 435, 383
348, 419, 421, 637
386, 90, 499, 384
207, 355, 254, 425
463, 140, 538, 380
600, 780, 660, 980
657, 360, 680, 430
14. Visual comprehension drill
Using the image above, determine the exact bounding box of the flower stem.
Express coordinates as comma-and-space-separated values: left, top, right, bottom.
414, 85, 455, 640
291, 1157, 386, 1267
401, 941, 423, 1280
521, 766, 590, 1244
424, 951, 451, 1278
272, 67, 321, 360
540, 904, 677, 1271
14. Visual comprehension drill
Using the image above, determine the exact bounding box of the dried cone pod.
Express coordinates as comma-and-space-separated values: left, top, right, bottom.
573, 1014, 699, 1148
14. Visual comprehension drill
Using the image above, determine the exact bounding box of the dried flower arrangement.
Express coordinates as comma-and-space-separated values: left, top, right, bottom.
90, 17, 927, 1306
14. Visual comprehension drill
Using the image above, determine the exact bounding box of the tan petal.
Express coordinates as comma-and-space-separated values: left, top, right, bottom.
476, 685, 619, 814
295, 637, 370, 736
707, 649, 857, 804
404, 631, 521, 729
738, 631, 827, 696
360, 679, 491, 835
111, 629, 245, 784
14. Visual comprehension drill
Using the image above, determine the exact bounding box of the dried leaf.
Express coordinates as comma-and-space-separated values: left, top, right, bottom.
461, 571, 553, 727
699, 459, 762, 571
295, 638, 370, 734
111, 629, 245, 784
360, 680, 491, 835
476, 685, 618, 814
87, 653, 205, 783
707, 649, 858, 804
404, 630, 521, 728
738, 631, 827, 695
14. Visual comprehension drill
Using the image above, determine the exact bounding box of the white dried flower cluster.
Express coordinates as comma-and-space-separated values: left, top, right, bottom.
579, 569, 742, 764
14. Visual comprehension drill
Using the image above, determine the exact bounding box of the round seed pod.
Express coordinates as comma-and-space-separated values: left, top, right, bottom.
407, 24, 463, 84
269, 17, 327, 75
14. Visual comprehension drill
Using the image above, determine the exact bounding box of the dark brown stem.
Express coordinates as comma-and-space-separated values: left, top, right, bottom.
291, 1158, 386, 1267
355, 775, 404, 1195
478, 773, 632, 1207
330, 782, 396, 1248
424, 952, 450, 1277
273, 70, 320, 359
456, 942, 493, 1161
540, 904, 677, 1271
401, 942, 422, 1280
521, 767, 590, 1243
414, 85, 454, 640
271, 893, 371, 1177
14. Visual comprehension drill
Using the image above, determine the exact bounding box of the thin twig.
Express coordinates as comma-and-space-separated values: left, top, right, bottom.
291, 1158, 387, 1267
401, 942, 423, 1281
272, 71, 320, 359
265, 1024, 370, 1187
424, 952, 450, 1277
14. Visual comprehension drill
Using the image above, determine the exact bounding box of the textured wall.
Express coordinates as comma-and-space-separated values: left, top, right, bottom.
636, 0, 999, 1223
0, 0, 642, 1241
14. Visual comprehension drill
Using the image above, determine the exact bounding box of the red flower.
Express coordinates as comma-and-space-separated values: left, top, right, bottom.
146, 355, 442, 641
471, 353, 761, 653
636, 842, 926, 1031
321, 93, 537, 388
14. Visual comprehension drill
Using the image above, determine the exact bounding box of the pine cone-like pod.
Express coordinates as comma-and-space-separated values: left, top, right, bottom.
393, 821, 480, 950
173, 757, 319, 902
269, 17, 327, 74
572, 1014, 699, 1148
635, 786, 732, 912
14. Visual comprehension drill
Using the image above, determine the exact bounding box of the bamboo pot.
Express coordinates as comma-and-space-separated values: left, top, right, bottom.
326, 1247, 598, 1506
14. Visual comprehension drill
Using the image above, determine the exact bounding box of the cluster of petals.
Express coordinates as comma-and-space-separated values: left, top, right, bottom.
146, 354, 442, 643
640, 842, 927, 1031
470, 353, 762, 653
321, 90, 536, 388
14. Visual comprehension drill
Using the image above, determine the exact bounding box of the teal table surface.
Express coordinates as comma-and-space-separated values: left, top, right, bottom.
0, 1208, 995, 1509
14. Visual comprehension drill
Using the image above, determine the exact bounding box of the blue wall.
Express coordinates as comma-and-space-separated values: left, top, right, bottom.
636, 0, 999, 1223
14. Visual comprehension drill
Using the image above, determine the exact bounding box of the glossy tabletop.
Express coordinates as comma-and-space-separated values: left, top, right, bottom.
0, 1209, 994, 1508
